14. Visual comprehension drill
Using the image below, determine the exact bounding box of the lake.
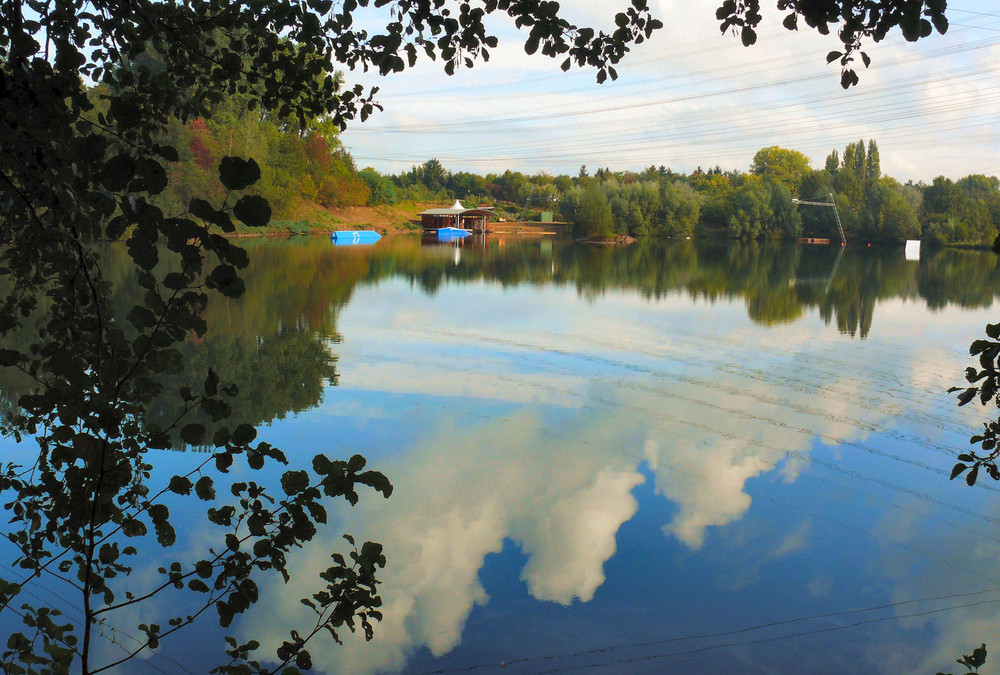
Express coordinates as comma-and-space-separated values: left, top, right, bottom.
3, 235, 1000, 674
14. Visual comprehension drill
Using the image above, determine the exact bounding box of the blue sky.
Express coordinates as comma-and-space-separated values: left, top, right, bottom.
339, 0, 1000, 182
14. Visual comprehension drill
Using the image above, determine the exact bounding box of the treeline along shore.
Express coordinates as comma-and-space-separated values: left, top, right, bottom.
139, 83, 998, 246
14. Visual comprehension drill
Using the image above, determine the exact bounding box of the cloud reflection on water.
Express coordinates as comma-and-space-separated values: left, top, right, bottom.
243, 407, 645, 674
237, 287, 989, 674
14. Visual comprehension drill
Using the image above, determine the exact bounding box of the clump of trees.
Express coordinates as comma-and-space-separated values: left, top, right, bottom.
377, 142, 997, 247
153, 90, 371, 220
146, 124, 996, 248
921, 174, 1000, 246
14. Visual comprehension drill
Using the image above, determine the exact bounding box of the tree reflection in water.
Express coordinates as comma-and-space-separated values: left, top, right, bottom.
2, 236, 998, 673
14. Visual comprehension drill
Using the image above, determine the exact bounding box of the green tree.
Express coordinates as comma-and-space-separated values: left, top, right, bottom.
689, 172, 735, 230
659, 181, 701, 237
750, 146, 812, 192
609, 181, 659, 236
577, 183, 616, 239
865, 139, 881, 191
872, 179, 920, 241
825, 149, 840, 173
766, 179, 803, 238
851, 137, 867, 182
728, 178, 773, 239
359, 168, 399, 206
421, 158, 448, 193
919, 175, 996, 245
923, 176, 961, 218
837, 140, 866, 205
798, 170, 837, 237
559, 186, 584, 224
448, 171, 489, 201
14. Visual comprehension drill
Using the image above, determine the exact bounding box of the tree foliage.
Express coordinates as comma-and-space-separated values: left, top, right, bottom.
715, 0, 949, 87
921, 175, 1000, 247
0, 0, 971, 668
750, 146, 812, 191
938, 643, 988, 675
950, 323, 1000, 487
380, 139, 990, 247
577, 182, 616, 240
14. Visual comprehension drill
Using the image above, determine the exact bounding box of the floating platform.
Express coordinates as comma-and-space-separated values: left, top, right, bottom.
796, 237, 831, 244
435, 227, 470, 236
331, 230, 382, 246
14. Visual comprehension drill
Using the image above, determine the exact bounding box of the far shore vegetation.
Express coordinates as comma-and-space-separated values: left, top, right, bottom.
148, 84, 998, 247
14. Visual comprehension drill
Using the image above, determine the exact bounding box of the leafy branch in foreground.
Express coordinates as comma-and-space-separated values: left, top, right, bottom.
0, 156, 393, 674
938, 643, 988, 675
0, 0, 665, 671
950, 323, 1000, 486
716, 0, 948, 88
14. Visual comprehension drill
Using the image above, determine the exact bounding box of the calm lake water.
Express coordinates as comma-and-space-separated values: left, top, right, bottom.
4, 235, 1000, 674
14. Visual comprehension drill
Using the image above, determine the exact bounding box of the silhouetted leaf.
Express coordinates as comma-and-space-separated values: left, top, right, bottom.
232, 424, 257, 445
233, 195, 271, 227
281, 470, 310, 495
195, 477, 215, 501
168, 476, 193, 496
967, 464, 980, 486
218, 157, 261, 191
180, 424, 206, 446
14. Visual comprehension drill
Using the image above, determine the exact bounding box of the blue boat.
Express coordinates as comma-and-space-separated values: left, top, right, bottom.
331, 230, 382, 246
436, 227, 470, 237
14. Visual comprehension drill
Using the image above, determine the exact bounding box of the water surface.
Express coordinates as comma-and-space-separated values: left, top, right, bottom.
3, 236, 1000, 674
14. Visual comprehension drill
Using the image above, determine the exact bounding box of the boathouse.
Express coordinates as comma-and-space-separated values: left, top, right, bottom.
418, 200, 492, 231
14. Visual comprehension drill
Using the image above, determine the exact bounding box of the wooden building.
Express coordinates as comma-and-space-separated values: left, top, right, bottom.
418, 200, 492, 232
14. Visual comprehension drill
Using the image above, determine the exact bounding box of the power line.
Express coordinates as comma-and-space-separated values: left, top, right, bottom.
343, 11, 1000, 176
412, 588, 1000, 674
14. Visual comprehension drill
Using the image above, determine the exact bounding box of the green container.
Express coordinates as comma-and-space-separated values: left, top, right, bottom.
539, 211, 553, 222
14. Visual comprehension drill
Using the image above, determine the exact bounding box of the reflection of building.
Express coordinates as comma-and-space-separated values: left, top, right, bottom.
418, 200, 492, 232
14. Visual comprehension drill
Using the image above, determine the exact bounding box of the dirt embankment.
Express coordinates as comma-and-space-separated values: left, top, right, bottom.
290, 201, 430, 235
